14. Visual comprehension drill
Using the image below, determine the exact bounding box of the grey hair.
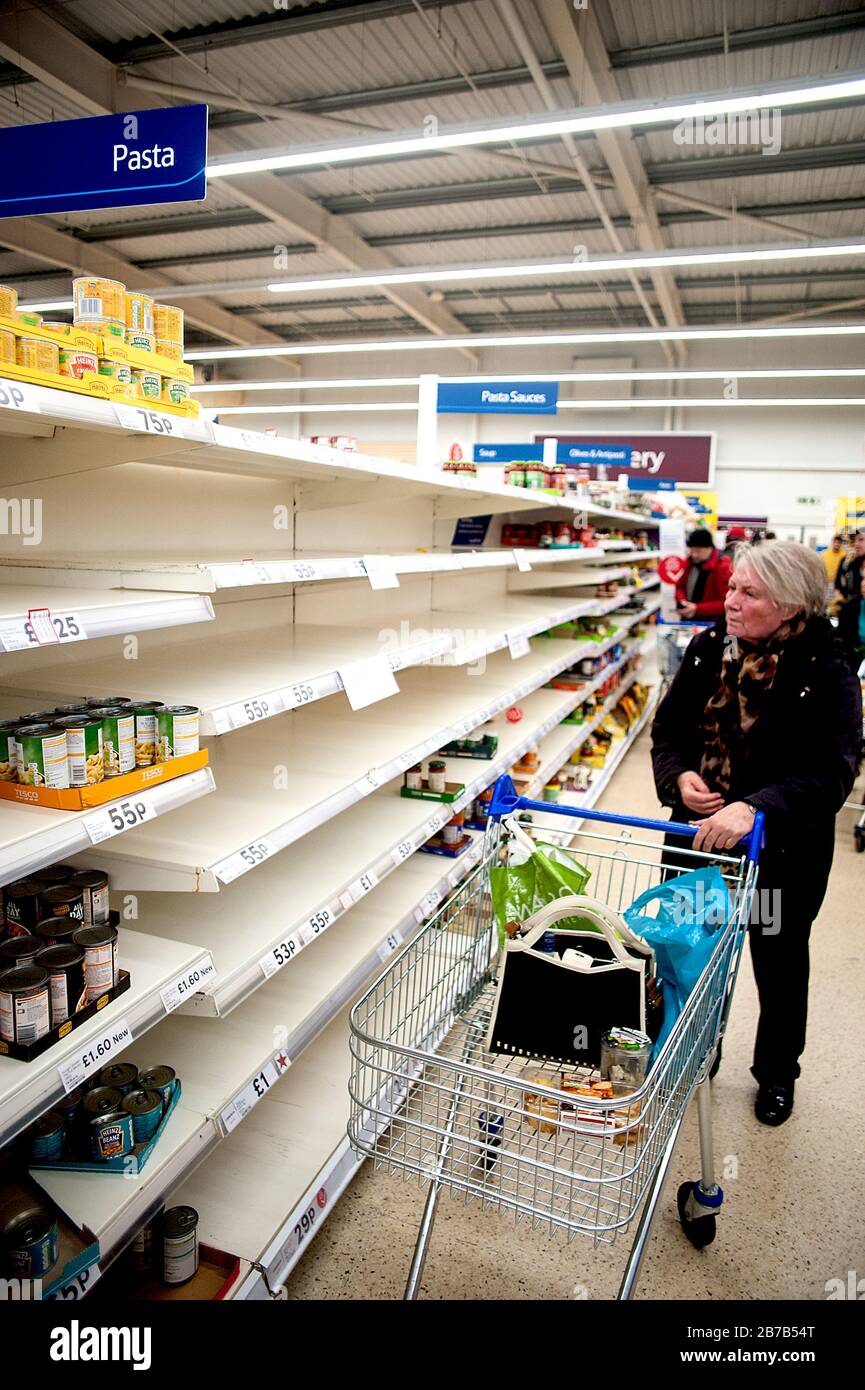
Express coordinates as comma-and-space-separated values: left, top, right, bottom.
732, 539, 826, 617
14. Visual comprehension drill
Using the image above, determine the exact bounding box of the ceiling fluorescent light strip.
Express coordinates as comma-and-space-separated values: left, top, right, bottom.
205, 71, 865, 177
191, 368, 865, 394
265, 240, 865, 295
186, 323, 865, 361
210, 397, 865, 416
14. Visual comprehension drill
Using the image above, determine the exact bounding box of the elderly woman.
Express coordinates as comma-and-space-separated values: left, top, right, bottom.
652, 541, 861, 1126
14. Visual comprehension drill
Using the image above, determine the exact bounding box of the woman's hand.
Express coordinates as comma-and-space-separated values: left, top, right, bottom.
691, 801, 755, 853
677, 771, 724, 815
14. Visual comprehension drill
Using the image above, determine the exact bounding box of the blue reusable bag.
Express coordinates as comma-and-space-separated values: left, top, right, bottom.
623, 866, 730, 1052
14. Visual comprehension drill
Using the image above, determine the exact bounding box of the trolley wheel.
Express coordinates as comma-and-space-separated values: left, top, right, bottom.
677, 1182, 717, 1249
854, 828, 865, 854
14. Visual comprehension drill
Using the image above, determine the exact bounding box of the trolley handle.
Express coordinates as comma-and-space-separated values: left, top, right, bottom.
488, 775, 764, 866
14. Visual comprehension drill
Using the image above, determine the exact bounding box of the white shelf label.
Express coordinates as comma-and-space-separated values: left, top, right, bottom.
221, 1059, 279, 1134
508, 631, 531, 660
513, 549, 532, 573
259, 935, 301, 980
0, 609, 88, 651
84, 795, 157, 845
353, 770, 381, 797
224, 692, 285, 730
338, 655, 400, 712
415, 890, 441, 922
114, 403, 178, 436
161, 954, 216, 1013
425, 810, 446, 836
58, 1017, 133, 1094
239, 559, 277, 585
376, 929, 403, 963
0, 380, 40, 413
390, 839, 414, 866
288, 560, 317, 582
178, 416, 215, 443
304, 906, 333, 942
283, 679, 318, 709
213, 836, 276, 885
346, 868, 379, 903
362, 555, 400, 590
46, 1263, 101, 1301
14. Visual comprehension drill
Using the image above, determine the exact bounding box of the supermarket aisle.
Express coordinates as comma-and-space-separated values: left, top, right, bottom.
285, 725, 865, 1301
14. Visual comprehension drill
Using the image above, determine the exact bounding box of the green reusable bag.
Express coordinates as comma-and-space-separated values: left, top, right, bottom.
489, 820, 593, 950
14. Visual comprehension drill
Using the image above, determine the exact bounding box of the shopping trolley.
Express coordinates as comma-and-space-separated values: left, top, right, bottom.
656, 617, 712, 688
348, 776, 763, 1300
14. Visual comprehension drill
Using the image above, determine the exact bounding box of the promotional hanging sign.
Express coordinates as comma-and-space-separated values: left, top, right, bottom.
0, 106, 208, 219
555, 441, 632, 468
438, 381, 559, 414
538, 432, 715, 484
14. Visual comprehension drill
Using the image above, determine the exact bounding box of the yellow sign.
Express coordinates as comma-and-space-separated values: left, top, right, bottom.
682, 488, 718, 530
835, 495, 865, 532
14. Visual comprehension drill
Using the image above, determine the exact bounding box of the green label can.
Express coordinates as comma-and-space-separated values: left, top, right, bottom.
132, 368, 161, 400
60, 717, 104, 787
127, 701, 165, 767
0, 720, 19, 781
16, 724, 69, 789
98, 358, 133, 385
90, 706, 135, 777
157, 706, 199, 761
161, 378, 189, 405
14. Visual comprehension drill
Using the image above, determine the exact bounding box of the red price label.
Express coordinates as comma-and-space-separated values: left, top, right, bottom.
316, 1187, 328, 1210
658, 555, 687, 585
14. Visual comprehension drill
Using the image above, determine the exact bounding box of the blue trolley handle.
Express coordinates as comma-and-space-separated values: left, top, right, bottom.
488, 775, 764, 867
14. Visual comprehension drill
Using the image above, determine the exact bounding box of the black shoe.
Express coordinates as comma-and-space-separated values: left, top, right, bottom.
755, 1083, 794, 1127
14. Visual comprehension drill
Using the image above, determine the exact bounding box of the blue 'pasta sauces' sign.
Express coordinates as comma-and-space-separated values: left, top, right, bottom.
0, 106, 208, 219
438, 381, 559, 414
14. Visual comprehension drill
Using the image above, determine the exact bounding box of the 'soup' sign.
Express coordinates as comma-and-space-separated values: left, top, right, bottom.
0, 106, 208, 219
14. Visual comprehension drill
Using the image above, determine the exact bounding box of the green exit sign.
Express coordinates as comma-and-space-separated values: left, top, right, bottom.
797, 496, 821, 505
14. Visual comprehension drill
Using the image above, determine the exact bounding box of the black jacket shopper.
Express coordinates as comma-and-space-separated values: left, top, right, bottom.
651, 615, 861, 1090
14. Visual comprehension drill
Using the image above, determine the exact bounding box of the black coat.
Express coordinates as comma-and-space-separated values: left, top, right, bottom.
837, 594, 865, 673
651, 616, 862, 910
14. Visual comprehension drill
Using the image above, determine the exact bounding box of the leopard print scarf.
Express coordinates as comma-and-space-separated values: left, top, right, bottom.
700, 616, 807, 798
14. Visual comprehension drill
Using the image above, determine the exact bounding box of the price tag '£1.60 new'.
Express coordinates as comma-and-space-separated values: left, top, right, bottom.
58, 1017, 133, 1094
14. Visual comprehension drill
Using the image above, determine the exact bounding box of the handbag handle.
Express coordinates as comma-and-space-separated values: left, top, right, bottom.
563, 895, 654, 961
522, 896, 645, 970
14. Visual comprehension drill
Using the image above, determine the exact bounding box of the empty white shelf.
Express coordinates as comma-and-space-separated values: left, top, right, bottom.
0, 585, 213, 652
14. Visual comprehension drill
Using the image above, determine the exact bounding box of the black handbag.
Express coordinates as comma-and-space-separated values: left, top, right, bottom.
484, 896, 664, 1067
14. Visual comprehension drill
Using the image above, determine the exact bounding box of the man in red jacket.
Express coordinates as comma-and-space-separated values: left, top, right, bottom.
675, 527, 732, 619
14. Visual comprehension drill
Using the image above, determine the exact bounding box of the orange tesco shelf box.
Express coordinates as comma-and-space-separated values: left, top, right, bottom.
0, 748, 209, 810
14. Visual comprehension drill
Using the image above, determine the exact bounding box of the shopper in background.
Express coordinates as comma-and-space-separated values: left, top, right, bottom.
675, 527, 732, 620
723, 525, 747, 560
822, 534, 847, 588
652, 541, 861, 1127
835, 528, 865, 606
837, 570, 865, 673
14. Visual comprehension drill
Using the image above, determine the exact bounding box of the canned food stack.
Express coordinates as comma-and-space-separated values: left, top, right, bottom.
72, 278, 189, 405
21, 1061, 179, 1166
0, 696, 199, 790
0, 859, 119, 1049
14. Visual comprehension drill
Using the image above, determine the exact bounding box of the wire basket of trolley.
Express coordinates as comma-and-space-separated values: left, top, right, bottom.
348, 775, 763, 1300
656, 617, 712, 687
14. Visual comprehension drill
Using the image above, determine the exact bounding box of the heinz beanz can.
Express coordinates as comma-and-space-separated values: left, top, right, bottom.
90, 706, 134, 777
157, 706, 199, 761
90, 1108, 134, 1160
138, 1065, 176, 1111
122, 1088, 163, 1142
98, 1062, 138, 1096
3, 1205, 59, 1278
26, 1110, 64, 1163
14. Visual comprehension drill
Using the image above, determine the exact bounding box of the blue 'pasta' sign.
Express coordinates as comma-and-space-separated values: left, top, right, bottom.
0, 106, 208, 219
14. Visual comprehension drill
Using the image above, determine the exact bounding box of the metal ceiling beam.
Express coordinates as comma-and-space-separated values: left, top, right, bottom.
608, 7, 865, 68
651, 141, 865, 183
0, 5, 473, 358
537, 0, 685, 355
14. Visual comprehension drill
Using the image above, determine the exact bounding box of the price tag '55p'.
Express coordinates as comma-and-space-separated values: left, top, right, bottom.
85, 796, 157, 845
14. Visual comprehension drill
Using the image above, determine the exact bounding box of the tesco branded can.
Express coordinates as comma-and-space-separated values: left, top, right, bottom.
73, 923, 118, 1001
157, 706, 199, 761
56, 716, 104, 786
89, 706, 134, 777
127, 701, 165, 767
161, 1206, 199, 1286
0, 965, 51, 1045
58, 347, 98, 381
15, 724, 69, 789
71, 869, 110, 927
35, 944, 85, 1027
